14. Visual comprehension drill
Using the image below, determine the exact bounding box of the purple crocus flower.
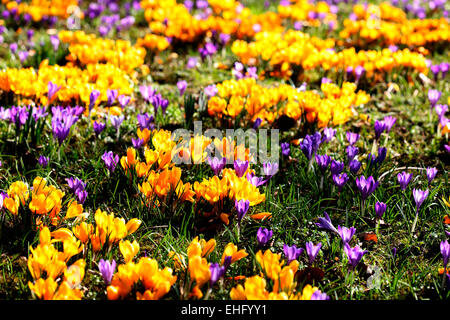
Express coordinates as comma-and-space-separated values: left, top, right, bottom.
338, 225, 356, 244
209, 263, 225, 286
374, 120, 387, 140
208, 157, 227, 176
305, 242, 322, 265
118, 95, 131, 109
322, 127, 336, 143
349, 159, 362, 174
426, 167, 438, 185
93, 121, 106, 136
431, 64, 441, 80
107, 89, 118, 106
369, 147, 387, 167
281, 142, 290, 157
263, 161, 279, 177
356, 175, 379, 200
435, 104, 448, 119
102, 151, 119, 173
38, 155, 49, 168
98, 259, 116, 285
397, 172, 413, 191
50, 35, 60, 51
344, 243, 367, 268
246, 172, 266, 187
316, 211, 338, 234
355, 66, 365, 81
346, 146, 359, 161
132, 138, 144, 149
89, 90, 101, 110
283, 244, 304, 264
257, 227, 273, 247
383, 116, 397, 133
187, 57, 198, 69
315, 154, 331, 173
253, 118, 262, 129
10, 43, 18, 54
330, 160, 344, 175
374, 201, 387, 220
52, 112, 78, 145
440, 62, 449, 78
311, 290, 330, 300
333, 173, 349, 191
234, 159, 249, 177
47, 81, 61, 102
301, 132, 322, 160
137, 113, 154, 130
75, 188, 87, 204
441, 240, 450, 268
204, 84, 218, 97
428, 89, 441, 108
177, 80, 187, 96
66, 177, 86, 193
235, 199, 250, 225
412, 188, 429, 211
139, 85, 155, 102
346, 132, 360, 146
110, 115, 124, 131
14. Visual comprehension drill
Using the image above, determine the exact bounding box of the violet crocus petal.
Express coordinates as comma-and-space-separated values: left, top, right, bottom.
316, 211, 338, 234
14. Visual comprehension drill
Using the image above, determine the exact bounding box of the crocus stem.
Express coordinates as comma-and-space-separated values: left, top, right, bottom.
308, 157, 314, 173
204, 288, 212, 300
361, 199, 366, 217
441, 268, 447, 290
320, 175, 324, 191
411, 208, 419, 234
371, 139, 377, 156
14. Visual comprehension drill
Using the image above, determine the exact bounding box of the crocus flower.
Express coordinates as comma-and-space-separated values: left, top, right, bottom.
281, 142, 290, 157
311, 290, 330, 300
330, 160, 344, 175
441, 240, 450, 268
305, 242, 322, 265
440, 62, 449, 78
435, 104, 448, 119
369, 147, 387, 167
344, 243, 367, 268
374, 120, 386, 140
107, 89, 118, 106
315, 154, 331, 173
263, 161, 279, 177
374, 201, 387, 220
118, 95, 131, 108
283, 244, 304, 264
426, 167, 438, 185
412, 188, 429, 211
177, 80, 187, 96
397, 172, 413, 191
137, 113, 154, 129
322, 127, 336, 143
235, 199, 250, 225
187, 57, 198, 69
208, 157, 227, 176
139, 85, 155, 102
356, 175, 379, 200
66, 178, 86, 194
38, 155, 49, 168
338, 225, 356, 244
50, 35, 60, 51
246, 172, 266, 187
333, 173, 349, 191
93, 121, 106, 135
47, 81, 61, 102
132, 138, 144, 149
257, 227, 273, 247
346, 146, 359, 161
349, 159, 361, 174
204, 84, 218, 97
253, 118, 262, 129
75, 189, 88, 204
431, 64, 441, 80
234, 159, 248, 177
102, 151, 120, 173
301, 132, 322, 160
98, 259, 116, 285
355, 65, 365, 81
209, 263, 225, 286
346, 132, 360, 146
383, 116, 397, 133
89, 90, 100, 110
316, 211, 338, 234
428, 89, 441, 108
110, 115, 124, 131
